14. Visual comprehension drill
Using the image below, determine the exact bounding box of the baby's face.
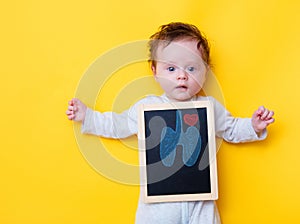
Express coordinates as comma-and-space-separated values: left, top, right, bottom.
152, 39, 208, 102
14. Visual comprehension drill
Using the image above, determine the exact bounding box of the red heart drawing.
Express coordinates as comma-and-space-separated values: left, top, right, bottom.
183, 114, 199, 126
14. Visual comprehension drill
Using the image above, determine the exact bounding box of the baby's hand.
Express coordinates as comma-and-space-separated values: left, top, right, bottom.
251, 106, 275, 134
66, 98, 87, 122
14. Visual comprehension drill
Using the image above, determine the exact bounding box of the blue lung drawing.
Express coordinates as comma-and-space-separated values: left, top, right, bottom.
160, 110, 201, 167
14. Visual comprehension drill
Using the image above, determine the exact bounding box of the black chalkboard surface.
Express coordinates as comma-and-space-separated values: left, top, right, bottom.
138, 101, 218, 203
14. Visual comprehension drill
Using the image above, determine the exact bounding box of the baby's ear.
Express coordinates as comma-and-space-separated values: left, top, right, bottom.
152, 66, 159, 82
151, 65, 157, 76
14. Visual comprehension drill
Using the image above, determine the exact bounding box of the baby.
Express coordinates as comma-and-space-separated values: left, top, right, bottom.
66, 22, 274, 224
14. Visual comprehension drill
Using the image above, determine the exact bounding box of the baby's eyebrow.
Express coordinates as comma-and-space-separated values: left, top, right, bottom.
160, 60, 202, 69
158, 61, 177, 67
158, 60, 177, 64
166, 62, 180, 68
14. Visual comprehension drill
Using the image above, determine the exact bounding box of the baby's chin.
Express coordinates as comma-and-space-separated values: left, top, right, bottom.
167, 93, 195, 102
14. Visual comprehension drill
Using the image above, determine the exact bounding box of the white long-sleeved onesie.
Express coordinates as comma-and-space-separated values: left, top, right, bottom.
81, 94, 266, 224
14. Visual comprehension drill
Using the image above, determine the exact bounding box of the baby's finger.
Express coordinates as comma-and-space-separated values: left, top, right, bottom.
265, 117, 275, 124
266, 110, 274, 120
253, 106, 265, 120
257, 106, 265, 115
68, 105, 77, 112
260, 108, 270, 120
68, 105, 74, 111
72, 98, 80, 105
66, 110, 72, 115
253, 110, 261, 118
68, 99, 74, 106
67, 114, 75, 120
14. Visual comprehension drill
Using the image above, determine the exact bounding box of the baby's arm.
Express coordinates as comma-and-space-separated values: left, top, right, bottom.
211, 97, 275, 143
66, 98, 138, 138
251, 106, 275, 135
66, 98, 87, 122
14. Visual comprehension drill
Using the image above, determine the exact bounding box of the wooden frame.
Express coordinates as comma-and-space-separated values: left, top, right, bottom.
138, 101, 218, 203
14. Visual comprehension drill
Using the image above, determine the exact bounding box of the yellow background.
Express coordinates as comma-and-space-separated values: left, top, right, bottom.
1, 0, 300, 223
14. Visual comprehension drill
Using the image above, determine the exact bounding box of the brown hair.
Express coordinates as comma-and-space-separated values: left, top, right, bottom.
148, 22, 211, 67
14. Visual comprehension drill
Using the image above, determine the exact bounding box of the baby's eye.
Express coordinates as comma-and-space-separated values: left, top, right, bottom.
187, 67, 195, 72
167, 66, 176, 72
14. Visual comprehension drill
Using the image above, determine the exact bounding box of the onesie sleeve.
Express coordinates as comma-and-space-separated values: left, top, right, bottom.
81, 106, 138, 139
210, 97, 267, 143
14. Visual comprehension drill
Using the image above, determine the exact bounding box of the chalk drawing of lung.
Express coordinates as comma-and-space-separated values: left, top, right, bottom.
160, 110, 201, 167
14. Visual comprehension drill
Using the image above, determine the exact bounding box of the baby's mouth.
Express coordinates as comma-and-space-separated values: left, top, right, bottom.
176, 85, 188, 91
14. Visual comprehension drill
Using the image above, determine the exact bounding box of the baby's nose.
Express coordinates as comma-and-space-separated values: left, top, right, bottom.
176, 69, 188, 80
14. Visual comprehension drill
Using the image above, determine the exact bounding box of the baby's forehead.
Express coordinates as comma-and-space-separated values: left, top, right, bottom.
155, 39, 204, 64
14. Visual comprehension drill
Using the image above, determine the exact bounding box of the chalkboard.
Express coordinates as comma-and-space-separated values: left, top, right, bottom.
138, 101, 218, 203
